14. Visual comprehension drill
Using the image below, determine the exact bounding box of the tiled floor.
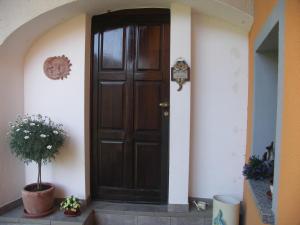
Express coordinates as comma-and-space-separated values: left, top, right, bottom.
0, 201, 212, 225
0, 205, 93, 225
92, 201, 212, 225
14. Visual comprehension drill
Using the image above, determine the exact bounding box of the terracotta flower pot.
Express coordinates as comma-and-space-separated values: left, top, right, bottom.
22, 183, 55, 217
64, 209, 81, 217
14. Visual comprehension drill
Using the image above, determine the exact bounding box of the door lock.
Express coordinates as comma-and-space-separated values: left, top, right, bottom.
159, 102, 169, 108
163, 111, 169, 117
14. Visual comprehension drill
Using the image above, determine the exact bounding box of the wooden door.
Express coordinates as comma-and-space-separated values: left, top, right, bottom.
91, 9, 170, 203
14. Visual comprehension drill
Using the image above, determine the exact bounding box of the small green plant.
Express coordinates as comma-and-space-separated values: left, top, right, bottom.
8, 114, 66, 190
60, 196, 81, 212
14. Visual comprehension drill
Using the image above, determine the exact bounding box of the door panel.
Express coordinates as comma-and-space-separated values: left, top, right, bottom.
99, 27, 127, 81
91, 9, 170, 203
102, 28, 125, 70
134, 25, 164, 81
99, 141, 125, 187
135, 142, 161, 189
136, 25, 161, 70
134, 82, 161, 131
99, 82, 125, 129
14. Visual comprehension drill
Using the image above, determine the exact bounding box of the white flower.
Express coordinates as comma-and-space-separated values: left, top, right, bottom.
24, 136, 29, 140
30, 123, 35, 126
46, 145, 52, 150
23, 130, 29, 134
40, 134, 47, 138
53, 130, 59, 135
23, 119, 28, 122
16, 129, 20, 132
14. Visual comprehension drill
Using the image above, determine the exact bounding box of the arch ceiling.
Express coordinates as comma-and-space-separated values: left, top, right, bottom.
0, 0, 253, 49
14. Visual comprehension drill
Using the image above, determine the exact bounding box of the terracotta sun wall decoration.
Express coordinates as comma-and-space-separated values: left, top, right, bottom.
43, 55, 72, 80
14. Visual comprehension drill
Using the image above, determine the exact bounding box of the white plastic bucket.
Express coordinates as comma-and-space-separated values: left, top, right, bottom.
212, 195, 240, 225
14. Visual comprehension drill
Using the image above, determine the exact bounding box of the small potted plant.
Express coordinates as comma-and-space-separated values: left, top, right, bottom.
8, 114, 66, 217
243, 155, 273, 180
60, 196, 81, 217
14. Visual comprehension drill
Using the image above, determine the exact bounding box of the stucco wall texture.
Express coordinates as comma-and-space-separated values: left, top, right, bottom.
277, 1, 300, 224
244, 0, 277, 225
0, 1, 250, 207
244, 0, 300, 224
24, 14, 88, 199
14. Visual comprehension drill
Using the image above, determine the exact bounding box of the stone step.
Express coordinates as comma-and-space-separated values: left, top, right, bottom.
0, 201, 212, 225
0, 205, 94, 225
94, 213, 212, 225
91, 201, 212, 225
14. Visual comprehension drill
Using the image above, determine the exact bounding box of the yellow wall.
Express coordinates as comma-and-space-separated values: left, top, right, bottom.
276, 1, 300, 224
246, 0, 278, 160
246, 0, 300, 224
244, 1, 277, 225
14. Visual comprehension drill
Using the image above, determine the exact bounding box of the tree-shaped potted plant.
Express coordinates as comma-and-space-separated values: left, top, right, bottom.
8, 115, 66, 217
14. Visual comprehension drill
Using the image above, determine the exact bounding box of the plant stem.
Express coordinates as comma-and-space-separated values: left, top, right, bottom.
37, 161, 42, 190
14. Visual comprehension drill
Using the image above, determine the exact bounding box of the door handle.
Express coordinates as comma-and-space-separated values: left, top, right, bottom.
159, 102, 169, 108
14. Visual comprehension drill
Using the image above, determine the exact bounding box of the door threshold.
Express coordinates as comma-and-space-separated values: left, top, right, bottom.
91, 201, 210, 217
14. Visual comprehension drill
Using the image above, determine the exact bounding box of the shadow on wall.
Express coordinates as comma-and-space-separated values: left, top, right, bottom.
0, 132, 26, 207
0, 47, 26, 207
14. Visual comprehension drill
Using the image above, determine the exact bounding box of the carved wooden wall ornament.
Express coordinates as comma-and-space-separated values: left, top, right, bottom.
171, 58, 190, 91
43, 55, 72, 80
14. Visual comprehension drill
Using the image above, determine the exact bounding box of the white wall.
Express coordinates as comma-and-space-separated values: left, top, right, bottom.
24, 14, 89, 199
0, 0, 253, 47
221, 0, 253, 15
169, 3, 191, 205
0, 0, 76, 45
189, 13, 248, 200
0, 44, 25, 207
21, 11, 248, 203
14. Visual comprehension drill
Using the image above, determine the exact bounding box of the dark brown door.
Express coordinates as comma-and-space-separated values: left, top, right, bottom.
91, 9, 170, 203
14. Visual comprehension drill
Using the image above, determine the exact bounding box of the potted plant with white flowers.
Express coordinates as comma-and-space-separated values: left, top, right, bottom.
8, 114, 66, 217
